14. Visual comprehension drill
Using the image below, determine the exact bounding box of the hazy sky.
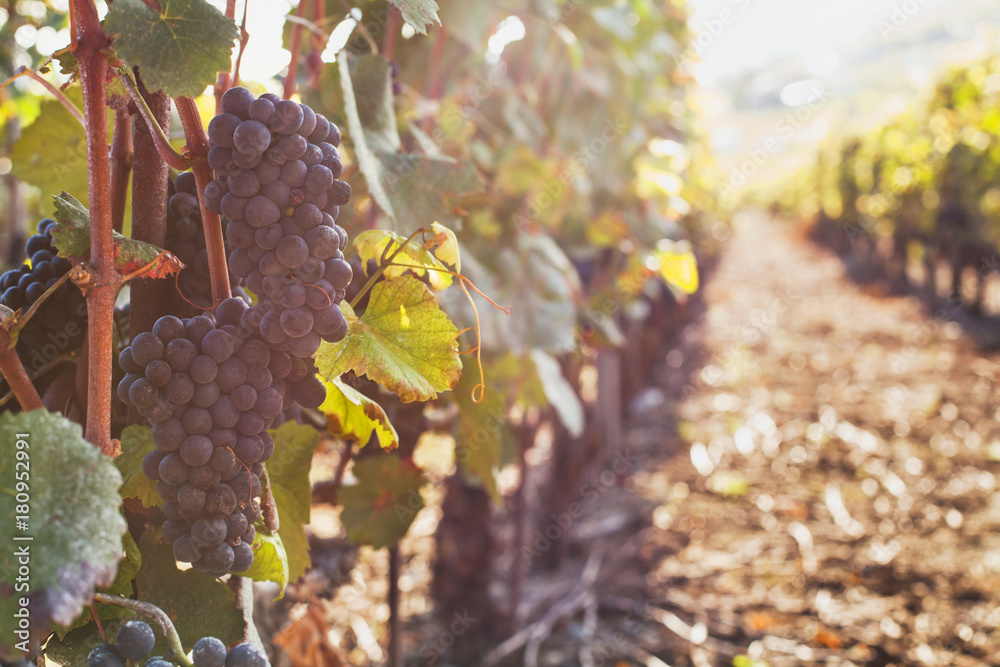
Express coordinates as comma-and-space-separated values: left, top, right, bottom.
686, 0, 953, 85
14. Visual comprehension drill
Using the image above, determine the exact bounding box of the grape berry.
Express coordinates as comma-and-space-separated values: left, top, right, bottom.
85, 621, 269, 666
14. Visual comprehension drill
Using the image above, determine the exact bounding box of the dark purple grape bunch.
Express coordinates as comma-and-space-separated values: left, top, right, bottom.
0, 218, 87, 380
87, 623, 269, 667
204, 86, 353, 362
117, 298, 287, 575
164, 172, 243, 314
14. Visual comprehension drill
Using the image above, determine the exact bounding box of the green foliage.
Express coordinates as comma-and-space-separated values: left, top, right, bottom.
388, 0, 441, 35
319, 377, 399, 450
339, 455, 424, 549
317, 275, 462, 403
529, 350, 584, 437
50, 193, 184, 279
264, 423, 322, 585
338, 54, 485, 233
10, 90, 93, 206
490, 235, 580, 354
242, 527, 289, 597
353, 224, 460, 291
116, 426, 161, 509
0, 410, 126, 659
104, 0, 239, 98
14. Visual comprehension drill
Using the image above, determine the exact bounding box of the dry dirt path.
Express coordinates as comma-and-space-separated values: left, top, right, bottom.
632, 210, 1000, 666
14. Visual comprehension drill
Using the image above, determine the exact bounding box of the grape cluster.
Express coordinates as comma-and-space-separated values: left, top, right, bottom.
204, 86, 353, 361
119, 299, 274, 575
119, 296, 328, 574
0, 218, 87, 381
87, 621, 268, 666
165, 172, 241, 314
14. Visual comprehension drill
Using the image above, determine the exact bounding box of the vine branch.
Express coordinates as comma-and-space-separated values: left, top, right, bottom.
283, 0, 309, 99
72, 0, 118, 454
129, 83, 171, 353
109, 109, 133, 234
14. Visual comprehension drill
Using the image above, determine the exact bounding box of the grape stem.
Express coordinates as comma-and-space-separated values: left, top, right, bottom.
348, 228, 428, 309
0, 327, 43, 412
174, 96, 233, 305
115, 66, 196, 171
213, 0, 238, 114
0, 66, 85, 126
72, 0, 118, 455
93, 593, 194, 667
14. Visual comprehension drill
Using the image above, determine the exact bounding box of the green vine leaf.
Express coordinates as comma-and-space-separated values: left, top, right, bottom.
339, 455, 424, 549
104, 0, 239, 99
319, 377, 399, 450
0, 410, 126, 660
51, 193, 185, 280
10, 89, 97, 207
375, 152, 485, 234
241, 527, 289, 598
264, 422, 321, 586
349, 55, 401, 154
116, 425, 161, 509
316, 275, 462, 403
530, 350, 584, 438
134, 530, 244, 655
387, 0, 441, 35
339, 54, 483, 234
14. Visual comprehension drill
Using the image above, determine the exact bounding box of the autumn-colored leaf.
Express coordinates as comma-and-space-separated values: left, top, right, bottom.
50, 193, 184, 280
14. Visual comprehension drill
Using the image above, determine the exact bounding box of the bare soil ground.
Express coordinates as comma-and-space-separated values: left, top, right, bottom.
610, 210, 1000, 667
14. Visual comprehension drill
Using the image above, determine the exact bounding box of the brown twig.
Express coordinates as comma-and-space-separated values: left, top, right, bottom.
388, 543, 402, 667
479, 549, 604, 667
307, 0, 325, 88
72, 0, 118, 454
424, 26, 447, 100
0, 327, 43, 411
311, 440, 354, 504
109, 109, 133, 234
260, 463, 279, 533
507, 416, 535, 634
116, 66, 195, 171
283, 0, 309, 99
383, 7, 402, 61
232, 1, 250, 88
0, 66, 85, 125
174, 96, 231, 305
